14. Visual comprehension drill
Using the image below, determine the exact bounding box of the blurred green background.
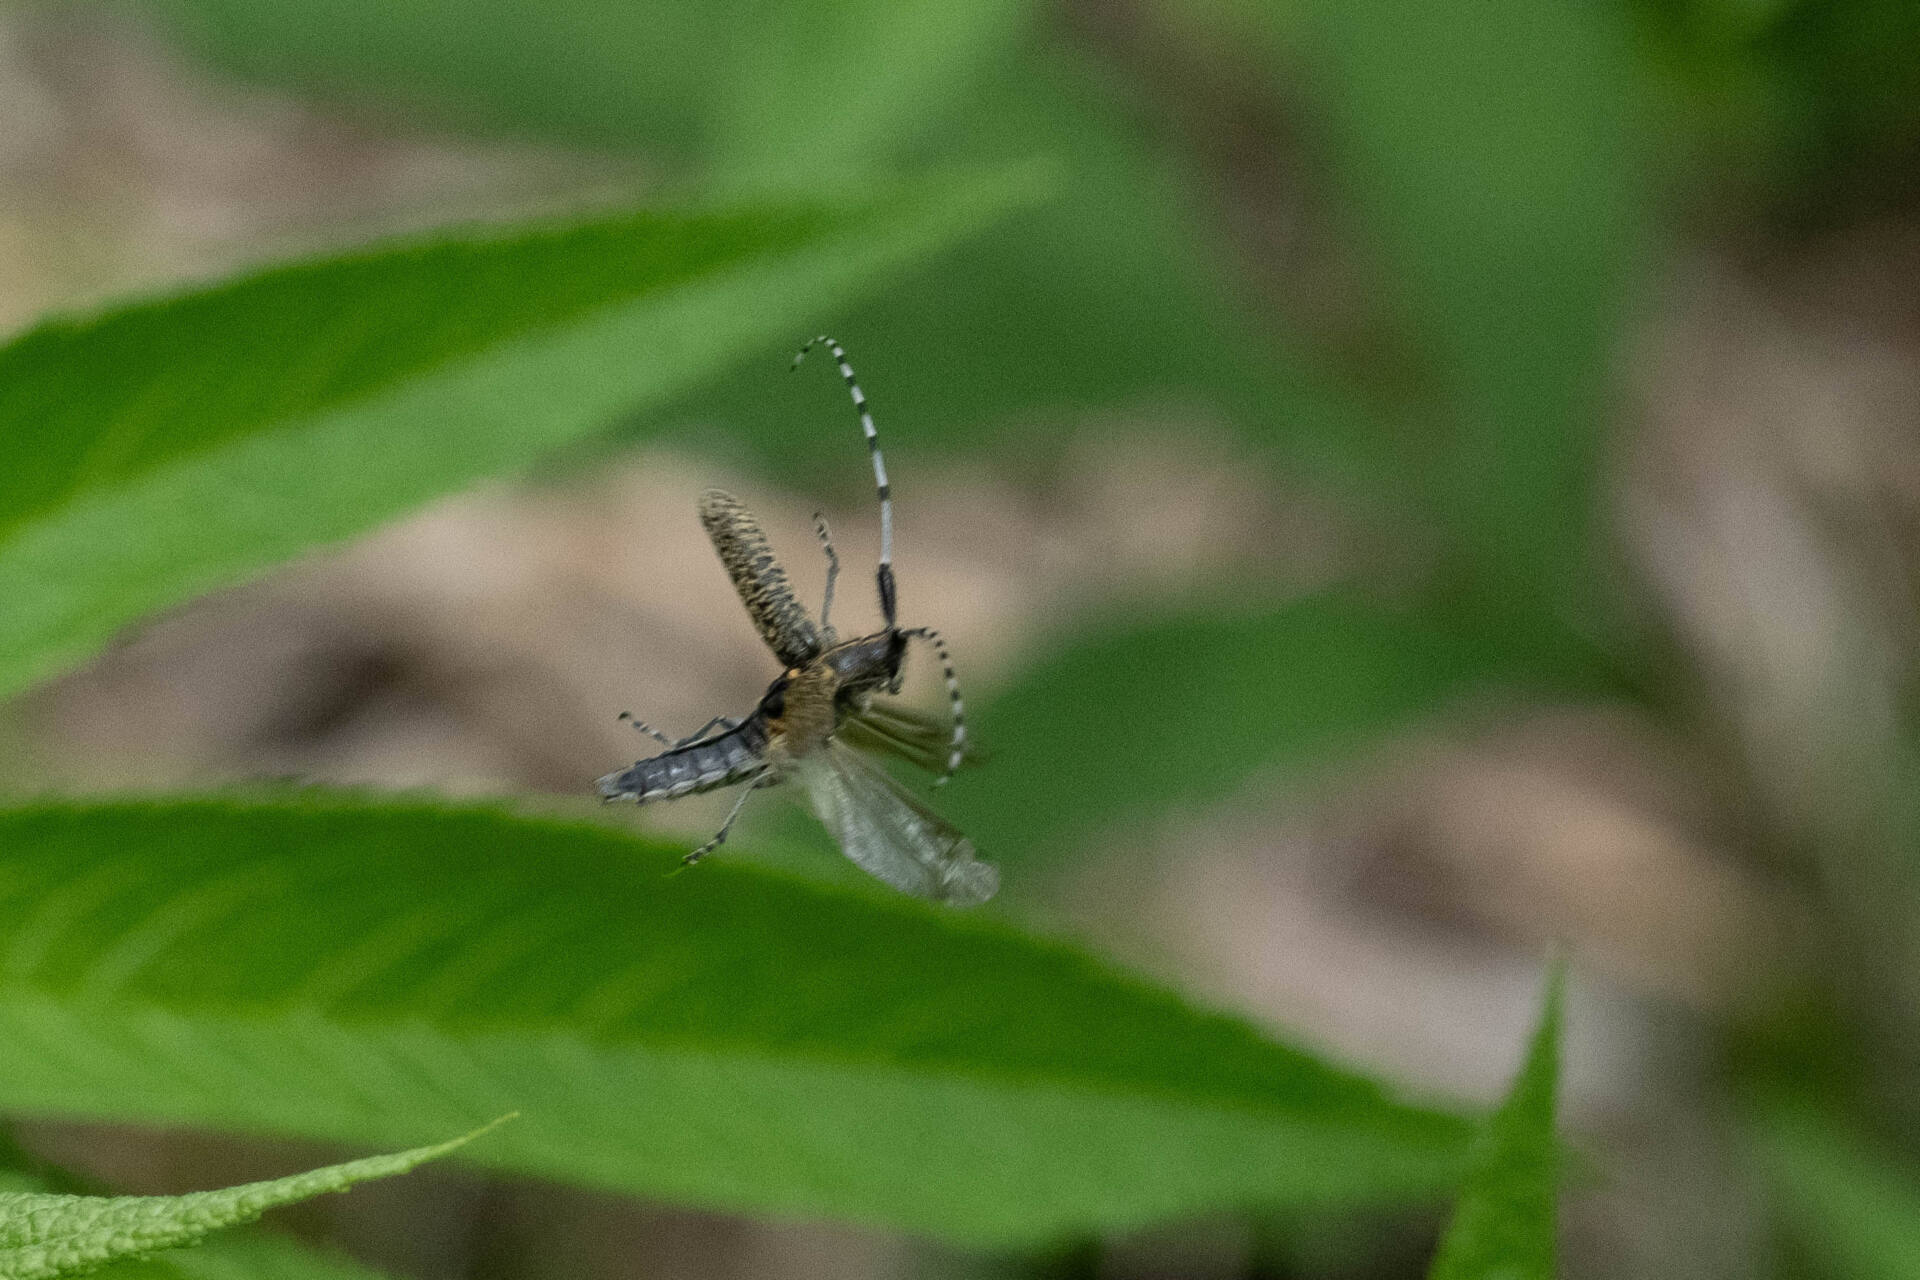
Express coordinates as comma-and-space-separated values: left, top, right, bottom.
4, 0, 1920, 1274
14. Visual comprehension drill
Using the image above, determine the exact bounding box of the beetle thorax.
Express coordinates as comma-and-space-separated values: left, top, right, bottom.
764, 661, 840, 761
823, 630, 906, 698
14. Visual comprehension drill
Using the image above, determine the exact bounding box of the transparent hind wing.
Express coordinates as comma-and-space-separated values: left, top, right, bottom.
798, 741, 999, 906
840, 699, 989, 775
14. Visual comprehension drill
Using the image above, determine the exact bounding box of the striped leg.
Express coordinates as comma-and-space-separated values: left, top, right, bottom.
620, 711, 736, 750
674, 717, 740, 749
617, 711, 673, 747
902, 627, 967, 787
793, 337, 897, 626
813, 512, 840, 644
681, 783, 756, 867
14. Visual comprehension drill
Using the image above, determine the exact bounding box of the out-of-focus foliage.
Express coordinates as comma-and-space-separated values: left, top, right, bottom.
1752, 1099, 1920, 1279
666, 48, 1408, 494
84, 1233, 395, 1280
142, 0, 1030, 175
80, 1232, 395, 1280
1629, 0, 1920, 203
947, 594, 1621, 869
1310, 0, 1643, 607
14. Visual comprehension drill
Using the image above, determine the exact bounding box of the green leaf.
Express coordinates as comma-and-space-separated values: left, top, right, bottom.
945, 591, 1615, 869
0, 164, 1049, 701
1750, 1099, 1920, 1280
0, 1130, 396, 1280
1427, 958, 1565, 1280
0, 1124, 495, 1280
0, 795, 1471, 1246
1301, 0, 1646, 598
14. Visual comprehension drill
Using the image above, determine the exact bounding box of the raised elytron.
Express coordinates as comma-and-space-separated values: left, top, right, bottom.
597, 337, 998, 906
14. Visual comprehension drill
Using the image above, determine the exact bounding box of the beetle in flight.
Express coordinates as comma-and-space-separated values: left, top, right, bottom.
597, 338, 997, 906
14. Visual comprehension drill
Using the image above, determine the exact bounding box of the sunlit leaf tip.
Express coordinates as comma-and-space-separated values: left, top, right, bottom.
1427, 956, 1566, 1280
0, 1117, 510, 1280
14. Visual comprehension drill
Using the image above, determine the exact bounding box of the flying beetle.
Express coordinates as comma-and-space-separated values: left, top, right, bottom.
597, 337, 998, 906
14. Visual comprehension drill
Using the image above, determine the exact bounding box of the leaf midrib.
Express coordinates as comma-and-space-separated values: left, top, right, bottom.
0, 936, 1444, 1136
0, 986, 1467, 1150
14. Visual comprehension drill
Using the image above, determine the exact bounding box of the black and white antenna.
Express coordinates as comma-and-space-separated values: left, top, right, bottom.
794, 336, 896, 626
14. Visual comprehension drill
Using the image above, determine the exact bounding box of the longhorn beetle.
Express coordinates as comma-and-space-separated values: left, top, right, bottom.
597, 337, 997, 906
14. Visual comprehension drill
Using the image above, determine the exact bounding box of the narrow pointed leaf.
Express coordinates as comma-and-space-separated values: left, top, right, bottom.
1427, 959, 1566, 1280
0, 1142, 395, 1280
0, 163, 1049, 701
0, 1125, 494, 1280
0, 796, 1469, 1246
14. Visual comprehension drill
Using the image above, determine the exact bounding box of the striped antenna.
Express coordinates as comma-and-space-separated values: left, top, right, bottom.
794, 337, 896, 625
903, 627, 966, 786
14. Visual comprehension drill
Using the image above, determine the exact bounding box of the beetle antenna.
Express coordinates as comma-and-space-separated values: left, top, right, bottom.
794, 336, 896, 626
902, 627, 966, 786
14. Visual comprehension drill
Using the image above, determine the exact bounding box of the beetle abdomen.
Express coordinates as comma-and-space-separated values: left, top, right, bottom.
597, 719, 770, 803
